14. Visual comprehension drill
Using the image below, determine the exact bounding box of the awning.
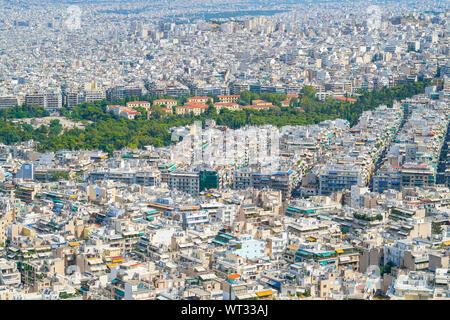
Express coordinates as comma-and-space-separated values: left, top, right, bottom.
227, 273, 241, 280
267, 279, 281, 288
256, 290, 274, 297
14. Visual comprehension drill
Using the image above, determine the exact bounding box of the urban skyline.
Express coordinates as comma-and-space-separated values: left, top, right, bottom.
0, 0, 448, 302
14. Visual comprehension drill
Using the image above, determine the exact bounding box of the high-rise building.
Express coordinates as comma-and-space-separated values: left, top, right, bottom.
25, 92, 62, 111
0, 96, 18, 109
24, 92, 46, 107
319, 166, 361, 196
107, 85, 142, 100
182, 211, 209, 230
65, 91, 85, 108
15, 163, 34, 180
84, 89, 106, 103
167, 171, 200, 196
45, 92, 62, 112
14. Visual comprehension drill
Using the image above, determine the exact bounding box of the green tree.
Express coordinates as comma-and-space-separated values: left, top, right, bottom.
432, 222, 442, 234
151, 105, 166, 119
51, 171, 71, 181
380, 261, 394, 275
300, 85, 316, 98
49, 119, 63, 136
0, 81, 432, 154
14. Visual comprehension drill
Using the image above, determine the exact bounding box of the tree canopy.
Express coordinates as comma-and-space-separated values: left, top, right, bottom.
0, 80, 431, 154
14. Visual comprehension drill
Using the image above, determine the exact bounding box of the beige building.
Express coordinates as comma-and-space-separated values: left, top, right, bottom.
187, 96, 213, 104
126, 101, 151, 110
0, 259, 21, 286
309, 272, 336, 299
153, 99, 177, 108
176, 104, 208, 116
428, 253, 449, 271
17, 259, 65, 292
217, 95, 240, 103
213, 102, 240, 112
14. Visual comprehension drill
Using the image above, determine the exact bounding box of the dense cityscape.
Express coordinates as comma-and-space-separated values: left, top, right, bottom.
0, 0, 449, 301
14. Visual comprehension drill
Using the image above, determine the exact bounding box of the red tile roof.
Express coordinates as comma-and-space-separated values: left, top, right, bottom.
240, 104, 275, 109
213, 102, 239, 106
121, 110, 141, 114
178, 105, 208, 109
335, 96, 357, 102
217, 95, 240, 98
126, 101, 150, 104
184, 102, 209, 108
154, 99, 177, 103
187, 96, 212, 100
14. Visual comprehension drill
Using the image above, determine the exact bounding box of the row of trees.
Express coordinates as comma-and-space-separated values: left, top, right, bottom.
0, 118, 63, 145
239, 91, 288, 106
289, 81, 430, 126
0, 81, 431, 154
0, 105, 49, 119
